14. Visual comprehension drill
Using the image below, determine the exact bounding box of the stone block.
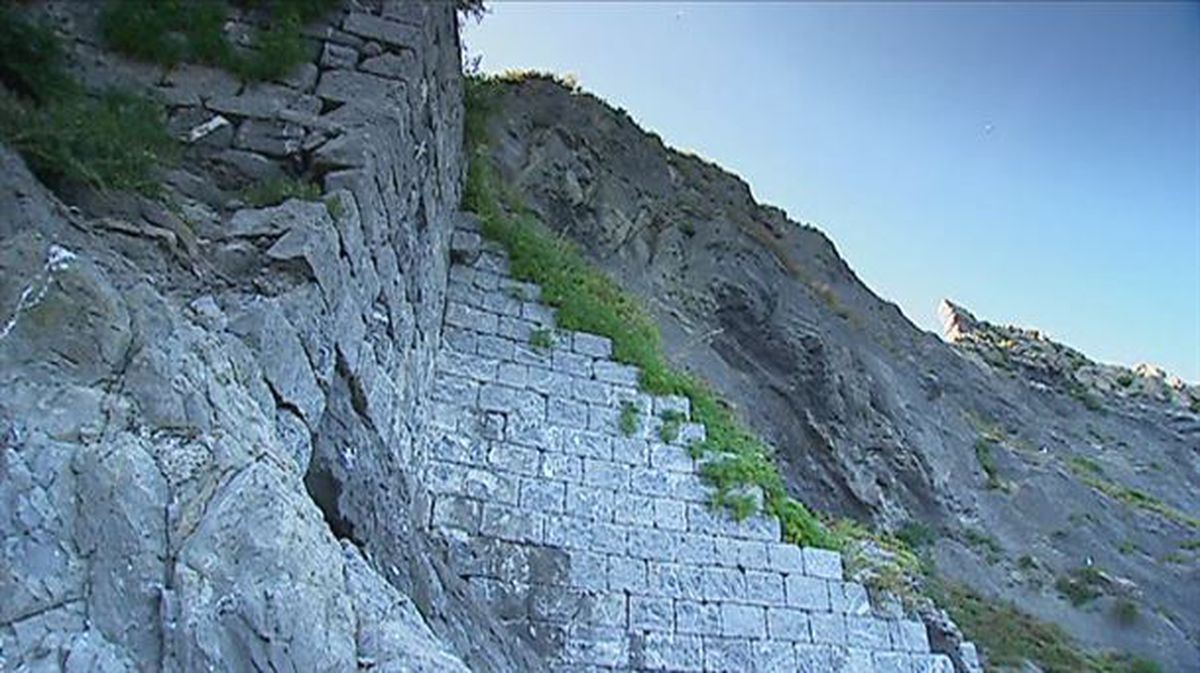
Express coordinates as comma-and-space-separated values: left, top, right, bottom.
528, 584, 586, 623
572, 332, 613, 358
703, 636, 753, 673
630, 595, 674, 632
633, 632, 704, 672
701, 567, 745, 601
753, 639, 797, 673
435, 350, 498, 381
343, 12, 421, 48
565, 550, 608, 591
647, 562, 705, 600
481, 290, 522, 317
565, 626, 627, 668
626, 528, 678, 562
471, 268, 501, 290
234, 119, 304, 156
733, 539, 771, 570
425, 461, 517, 504
430, 495, 480, 533
316, 68, 401, 104
321, 42, 359, 69
720, 603, 766, 638
475, 251, 510, 275
486, 443, 541, 477
803, 547, 844, 580
527, 367, 572, 397
795, 645, 836, 673
480, 504, 543, 543
545, 516, 625, 554
476, 334, 516, 361
586, 593, 626, 628
548, 396, 589, 428
653, 394, 691, 418
613, 493, 656, 528
431, 375, 478, 407
479, 383, 543, 417
587, 404, 621, 432
648, 443, 694, 472
572, 378, 611, 405
593, 360, 640, 386
498, 315, 536, 342
809, 612, 848, 645
507, 416, 557, 449
560, 429, 612, 460
848, 616, 891, 650
553, 349, 593, 377
831, 582, 871, 616
520, 478, 566, 512
652, 498, 687, 531
767, 543, 806, 573
610, 436, 648, 464
582, 459, 627, 490
874, 651, 915, 673
566, 484, 615, 521
496, 362, 528, 387
785, 575, 831, 611
913, 655, 956, 673
360, 51, 418, 81
675, 600, 722, 636
539, 452, 582, 482
442, 325, 476, 354
677, 534, 719, 565
896, 619, 930, 653
445, 301, 498, 332
766, 606, 812, 642
744, 570, 786, 605
522, 301, 556, 326
608, 555, 648, 592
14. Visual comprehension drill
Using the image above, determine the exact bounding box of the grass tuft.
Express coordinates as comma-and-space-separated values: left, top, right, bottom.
241, 176, 321, 207
100, 0, 333, 81
619, 401, 640, 437
529, 327, 555, 351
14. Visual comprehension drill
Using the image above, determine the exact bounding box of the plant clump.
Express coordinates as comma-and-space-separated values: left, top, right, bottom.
0, 6, 176, 194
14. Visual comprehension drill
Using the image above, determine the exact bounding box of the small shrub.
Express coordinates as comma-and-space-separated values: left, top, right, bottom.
974, 437, 1001, 489
241, 176, 321, 207
1118, 540, 1139, 556
659, 410, 686, 443
1113, 599, 1139, 625
0, 6, 76, 102
895, 521, 937, 550
963, 528, 1002, 562
1055, 566, 1105, 606
1116, 373, 1134, 388
1017, 554, 1038, 570
529, 328, 555, 351
619, 401, 639, 436
324, 195, 344, 220
0, 90, 176, 194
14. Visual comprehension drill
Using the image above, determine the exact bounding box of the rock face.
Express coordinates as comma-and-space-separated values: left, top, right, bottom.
940, 299, 1199, 413
423, 216, 960, 671
479, 77, 1200, 671
0, 2, 543, 671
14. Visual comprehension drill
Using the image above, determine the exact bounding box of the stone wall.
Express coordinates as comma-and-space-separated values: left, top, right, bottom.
425, 218, 958, 672
1, 2, 545, 671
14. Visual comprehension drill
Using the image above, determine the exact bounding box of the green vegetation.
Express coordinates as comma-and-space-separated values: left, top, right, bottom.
242, 176, 322, 207
324, 194, 344, 220
895, 521, 937, 550
1068, 456, 1200, 529
529, 327, 555, 351
0, 7, 175, 194
937, 582, 1161, 673
1055, 566, 1106, 606
619, 401, 640, 437
1113, 599, 1139, 625
658, 410, 686, 443
1181, 539, 1200, 551
963, 528, 1003, 563
974, 437, 1002, 489
100, 0, 336, 82
1118, 540, 1139, 556
1116, 373, 1134, 388
1069, 379, 1104, 411
464, 74, 837, 548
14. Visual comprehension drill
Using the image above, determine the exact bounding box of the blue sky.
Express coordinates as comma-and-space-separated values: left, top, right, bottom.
464, 2, 1200, 382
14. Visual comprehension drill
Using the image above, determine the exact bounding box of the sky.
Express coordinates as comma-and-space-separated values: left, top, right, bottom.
463, 2, 1200, 382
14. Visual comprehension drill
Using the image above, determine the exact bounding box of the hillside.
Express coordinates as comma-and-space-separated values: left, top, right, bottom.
474, 75, 1199, 671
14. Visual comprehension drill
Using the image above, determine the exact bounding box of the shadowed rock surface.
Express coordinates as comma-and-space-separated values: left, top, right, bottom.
479, 77, 1199, 671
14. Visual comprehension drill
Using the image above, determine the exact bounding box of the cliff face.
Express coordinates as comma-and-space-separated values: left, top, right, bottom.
479, 77, 1200, 670
0, 3, 544, 670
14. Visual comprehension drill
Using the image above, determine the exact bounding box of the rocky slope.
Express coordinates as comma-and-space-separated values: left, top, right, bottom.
478, 76, 1200, 671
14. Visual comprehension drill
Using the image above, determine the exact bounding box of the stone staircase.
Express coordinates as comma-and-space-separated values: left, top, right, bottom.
423, 216, 955, 672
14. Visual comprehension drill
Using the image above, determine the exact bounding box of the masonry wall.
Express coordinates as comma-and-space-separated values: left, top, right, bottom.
425, 218, 956, 672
